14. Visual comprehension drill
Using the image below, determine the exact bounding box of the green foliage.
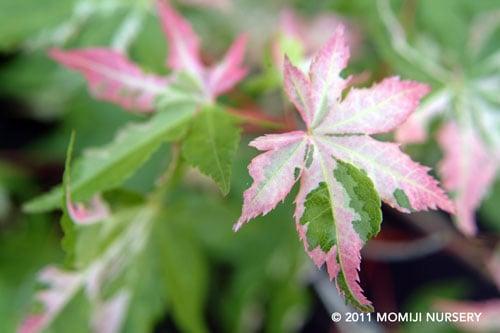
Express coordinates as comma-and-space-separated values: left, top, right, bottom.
182, 105, 241, 195
24, 102, 196, 213
0, 52, 79, 118
0, 0, 75, 50
1, 0, 499, 331
0, 216, 61, 332
154, 212, 209, 333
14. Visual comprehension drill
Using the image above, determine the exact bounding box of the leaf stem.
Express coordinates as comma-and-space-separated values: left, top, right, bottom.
226, 109, 286, 130
150, 142, 183, 203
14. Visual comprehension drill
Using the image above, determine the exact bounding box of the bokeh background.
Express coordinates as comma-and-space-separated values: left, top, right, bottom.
1, 0, 499, 332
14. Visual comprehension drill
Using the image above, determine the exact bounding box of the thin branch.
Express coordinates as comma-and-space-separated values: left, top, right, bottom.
150, 142, 182, 203
226, 108, 288, 130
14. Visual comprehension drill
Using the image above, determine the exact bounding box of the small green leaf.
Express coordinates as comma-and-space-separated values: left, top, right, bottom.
121, 239, 168, 333
154, 212, 208, 333
24, 102, 196, 213
0, 0, 75, 50
182, 105, 241, 195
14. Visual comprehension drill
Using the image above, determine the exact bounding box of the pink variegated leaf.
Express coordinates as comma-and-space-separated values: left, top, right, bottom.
283, 56, 313, 125
435, 300, 500, 332
157, 0, 203, 75
158, 0, 248, 98
66, 194, 110, 225
20, 207, 155, 333
274, 9, 361, 70
19, 267, 82, 333
20, 265, 130, 333
295, 148, 381, 311
309, 25, 350, 127
316, 77, 430, 135
438, 121, 498, 235
157, 0, 248, 99
234, 131, 307, 231
395, 89, 451, 144
50, 48, 168, 112
92, 292, 130, 333
236, 26, 452, 311
296, 221, 339, 277
52, 1, 247, 114
318, 135, 454, 213
208, 34, 248, 97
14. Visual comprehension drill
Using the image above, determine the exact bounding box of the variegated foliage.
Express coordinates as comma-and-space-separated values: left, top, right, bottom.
376, 0, 500, 236
50, 0, 247, 112
235, 25, 453, 311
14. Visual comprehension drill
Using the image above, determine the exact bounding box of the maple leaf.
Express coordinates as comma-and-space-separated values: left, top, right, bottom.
20, 200, 161, 333
19, 267, 83, 333
398, 108, 499, 236
49, 0, 247, 112
49, 48, 170, 112
19, 266, 129, 333
437, 121, 499, 235
66, 194, 110, 225
234, 26, 454, 311
379, 0, 500, 236
273, 8, 361, 72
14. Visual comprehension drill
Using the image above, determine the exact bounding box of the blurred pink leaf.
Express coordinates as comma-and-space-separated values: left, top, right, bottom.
157, 0, 203, 74
273, 8, 361, 70
438, 121, 498, 235
207, 34, 248, 97
156, 0, 247, 100
92, 292, 130, 333
235, 26, 453, 311
66, 194, 110, 225
49, 49, 169, 112
395, 89, 451, 144
19, 267, 82, 333
51, 0, 248, 111
19, 266, 129, 333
